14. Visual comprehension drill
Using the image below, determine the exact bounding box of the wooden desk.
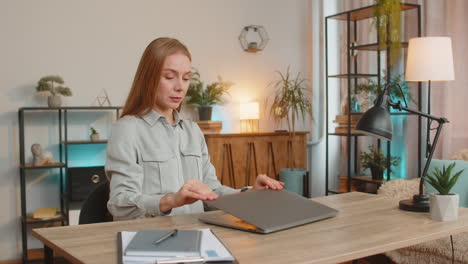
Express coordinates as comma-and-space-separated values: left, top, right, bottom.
32, 192, 468, 264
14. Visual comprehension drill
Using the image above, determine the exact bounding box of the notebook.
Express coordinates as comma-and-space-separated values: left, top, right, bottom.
199, 189, 339, 233
125, 230, 201, 257
118, 229, 237, 264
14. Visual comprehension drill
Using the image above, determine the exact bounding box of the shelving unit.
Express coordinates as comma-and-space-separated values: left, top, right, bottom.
325, 3, 423, 195
18, 106, 121, 263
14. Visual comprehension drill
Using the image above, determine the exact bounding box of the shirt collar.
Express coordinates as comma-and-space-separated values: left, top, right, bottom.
141, 109, 184, 127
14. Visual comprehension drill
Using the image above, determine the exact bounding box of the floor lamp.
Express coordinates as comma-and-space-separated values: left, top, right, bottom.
405, 37, 455, 156
356, 37, 455, 212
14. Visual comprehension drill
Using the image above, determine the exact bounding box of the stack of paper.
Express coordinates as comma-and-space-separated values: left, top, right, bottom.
119, 229, 235, 264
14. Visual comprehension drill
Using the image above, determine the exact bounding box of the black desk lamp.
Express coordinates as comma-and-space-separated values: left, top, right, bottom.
355, 82, 448, 212
356, 36, 455, 212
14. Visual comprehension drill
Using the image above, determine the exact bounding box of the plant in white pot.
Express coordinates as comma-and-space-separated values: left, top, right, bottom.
426, 163, 464, 221
90, 127, 100, 142
266, 67, 312, 196
35, 75, 72, 107
186, 70, 234, 121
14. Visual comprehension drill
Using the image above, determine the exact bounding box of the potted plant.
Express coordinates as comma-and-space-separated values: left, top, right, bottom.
90, 127, 100, 141
426, 163, 464, 221
186, 70, 234, 121
355, 73, 416, 112
35, 75, 72, 107
360, 145, 400, 180
373, 0, 402, 66
266, 67, 312, 196
267, 67, 313, 136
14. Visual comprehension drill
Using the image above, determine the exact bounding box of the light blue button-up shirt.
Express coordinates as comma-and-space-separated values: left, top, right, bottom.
105, 110, 238, 220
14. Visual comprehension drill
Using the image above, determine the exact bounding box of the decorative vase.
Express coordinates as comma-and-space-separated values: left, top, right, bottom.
430, 193, 459, 221
198, 107, 213, 121
279, 168, 307, 196
48, 95, 62, 107
90, 133, 100, 142
370, 166, 384, 181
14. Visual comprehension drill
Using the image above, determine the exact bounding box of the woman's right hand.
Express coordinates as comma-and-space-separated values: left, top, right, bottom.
160, 179, 218, 213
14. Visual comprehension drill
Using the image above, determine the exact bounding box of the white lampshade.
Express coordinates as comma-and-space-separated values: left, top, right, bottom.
239, 102, 259, 120
405, 37, 455, 82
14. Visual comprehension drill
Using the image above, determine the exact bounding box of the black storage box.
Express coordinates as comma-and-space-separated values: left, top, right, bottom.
68, 166, 108, 201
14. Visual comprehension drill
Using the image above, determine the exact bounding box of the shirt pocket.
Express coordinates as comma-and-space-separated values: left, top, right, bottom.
141, 150, 175, 194
180, 147, 202, 181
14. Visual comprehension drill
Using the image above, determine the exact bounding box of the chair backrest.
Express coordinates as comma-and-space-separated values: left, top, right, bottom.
78, 181, 113, 224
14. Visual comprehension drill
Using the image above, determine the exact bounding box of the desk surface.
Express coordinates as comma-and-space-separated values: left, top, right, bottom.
32, 192, 468, 264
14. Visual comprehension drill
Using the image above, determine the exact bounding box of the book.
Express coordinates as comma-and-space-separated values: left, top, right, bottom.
33, 207, 58, 219
118, 229, 236, 264
125, 230, 201, 257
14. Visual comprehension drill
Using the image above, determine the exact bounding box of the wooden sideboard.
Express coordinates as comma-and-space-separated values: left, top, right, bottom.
204, 132, 308, 189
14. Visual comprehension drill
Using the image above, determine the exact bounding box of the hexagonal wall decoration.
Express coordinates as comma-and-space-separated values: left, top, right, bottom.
238, 25, 269, 52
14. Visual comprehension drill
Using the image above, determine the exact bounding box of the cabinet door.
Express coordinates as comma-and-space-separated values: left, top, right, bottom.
205, 133, 307, 189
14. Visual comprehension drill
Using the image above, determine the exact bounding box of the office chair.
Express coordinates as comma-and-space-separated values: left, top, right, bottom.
78, 181, 113, 224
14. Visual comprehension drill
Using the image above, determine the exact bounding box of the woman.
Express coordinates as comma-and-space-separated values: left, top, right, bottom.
106, 38, 284, 220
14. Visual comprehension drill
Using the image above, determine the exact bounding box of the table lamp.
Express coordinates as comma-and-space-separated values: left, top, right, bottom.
240, 102, 259, 132
355, 37, 454, 212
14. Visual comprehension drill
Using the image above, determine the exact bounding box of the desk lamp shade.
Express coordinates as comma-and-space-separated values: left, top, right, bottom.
355, 103, 393, 140
406, 37, 455, 82
240, 102, 259, 120
240, 101, 259, 132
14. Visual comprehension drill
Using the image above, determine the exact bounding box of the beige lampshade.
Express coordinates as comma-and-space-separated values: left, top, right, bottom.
405, 37, 455, 82
239, 102, 259, 120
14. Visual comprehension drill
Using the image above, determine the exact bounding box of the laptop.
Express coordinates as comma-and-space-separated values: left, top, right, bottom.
199, 189, 339, 234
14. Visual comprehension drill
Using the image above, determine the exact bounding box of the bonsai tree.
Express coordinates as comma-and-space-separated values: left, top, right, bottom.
186, 70, 234, 120
266, 67, 312, 136
360, 145, 401, 180
36, 75, 72, 97
425, 163, 464, 195
90, 127, 99, 141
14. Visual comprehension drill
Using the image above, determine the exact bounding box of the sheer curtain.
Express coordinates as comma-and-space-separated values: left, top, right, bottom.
423, 0, 468, 159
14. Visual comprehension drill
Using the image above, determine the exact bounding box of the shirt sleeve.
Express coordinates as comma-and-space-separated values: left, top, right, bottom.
105, 118, 167, 220
194, 124, 240, 196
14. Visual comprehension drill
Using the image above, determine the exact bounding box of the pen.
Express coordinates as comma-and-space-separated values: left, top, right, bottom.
153, 229, 178, 245
156, 256, 204, 264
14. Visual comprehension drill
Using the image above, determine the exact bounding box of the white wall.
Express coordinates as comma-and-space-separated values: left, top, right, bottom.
0, 0, 311, 260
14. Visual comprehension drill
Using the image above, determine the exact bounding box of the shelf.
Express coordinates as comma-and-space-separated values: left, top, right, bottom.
244, 48, 262, 52
351, 42, 408, 51
327, 189, 344, 195
326, 3, 418, 21
26, 248, 66, 263
21, 162, 65, 169
351, 175, 385, 185
333, 112, 415, 116
328, 132, 364, 136
63, 140, 107, 144
24, 214, 67, 224
19, 106, 122, 111
327, 74, 379, 78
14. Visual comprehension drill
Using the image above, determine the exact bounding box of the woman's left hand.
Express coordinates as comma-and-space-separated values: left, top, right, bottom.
252, 174, 284, 191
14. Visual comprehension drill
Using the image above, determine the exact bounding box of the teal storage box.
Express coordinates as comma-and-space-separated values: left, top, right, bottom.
279, 168, 307, 196
425, 159, 468, 208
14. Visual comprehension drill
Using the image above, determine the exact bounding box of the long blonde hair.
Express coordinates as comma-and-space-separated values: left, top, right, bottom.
120, 38, 191, 117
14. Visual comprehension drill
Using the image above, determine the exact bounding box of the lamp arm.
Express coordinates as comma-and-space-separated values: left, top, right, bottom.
388, 100, 448, 123
388, 99, 449, 196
